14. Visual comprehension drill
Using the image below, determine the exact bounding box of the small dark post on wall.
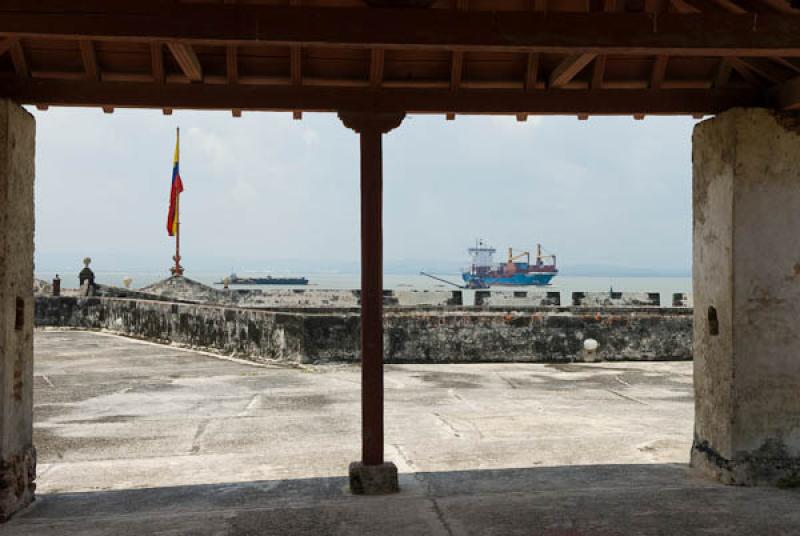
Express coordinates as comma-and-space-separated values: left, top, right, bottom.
338, 111, 404, 495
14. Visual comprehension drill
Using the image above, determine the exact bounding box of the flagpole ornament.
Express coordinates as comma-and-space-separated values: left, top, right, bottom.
168, 126, 185, 276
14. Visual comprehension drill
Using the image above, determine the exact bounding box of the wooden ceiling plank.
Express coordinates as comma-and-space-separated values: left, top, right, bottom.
167, 42, 202, 82
227, 44, 238, 84
650, 54, 669, 89
370, 48, 384, 88
0, 79, 764, 115
533, 0, 548, 11
549, 53, 596, 88
79, 40, 99, 81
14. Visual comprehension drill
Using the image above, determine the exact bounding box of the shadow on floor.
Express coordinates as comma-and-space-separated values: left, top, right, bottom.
5, 463, 800, 535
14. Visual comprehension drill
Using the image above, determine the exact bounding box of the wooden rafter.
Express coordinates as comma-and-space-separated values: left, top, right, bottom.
525, 53, 540, 91
227, 45, 238, 84
370, 48, 384, 88
450, 51, 464, 91
290, 46, 302, 86
650, 54, 669, 89
79, 41, 99, 82
714, 59, 733, 88
711, 0, 748, 14
670, 0, 701, 13
151, 42, 164, 85
769, 75, 800, 109
592, 55, 606, 89
9, 41, 28, 78
549, 54, 596, 88
733, 58, 786, 84
167, 43, 202, 82
727, 57, 765, 88
759, 0, 796, 14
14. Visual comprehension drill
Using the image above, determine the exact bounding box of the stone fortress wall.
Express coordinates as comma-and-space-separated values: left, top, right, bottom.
34, 277, 692, 365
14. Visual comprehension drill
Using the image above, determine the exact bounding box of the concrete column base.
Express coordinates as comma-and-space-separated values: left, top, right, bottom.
0, 446, 36, 522
691, 438, 800, 488
348, 461, 399, 495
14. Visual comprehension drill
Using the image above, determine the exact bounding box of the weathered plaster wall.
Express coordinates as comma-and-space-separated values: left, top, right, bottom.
692, 108, 800, 486
36, 297, 306, 364
36, 297, 692, 364
0, 101, 36, 521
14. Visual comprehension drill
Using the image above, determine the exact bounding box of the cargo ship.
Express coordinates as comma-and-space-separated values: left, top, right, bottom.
462, 240, 557, 288
218, 273, 309, 286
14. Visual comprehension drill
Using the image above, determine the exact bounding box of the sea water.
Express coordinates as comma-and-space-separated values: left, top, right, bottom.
36, 270, 691, 299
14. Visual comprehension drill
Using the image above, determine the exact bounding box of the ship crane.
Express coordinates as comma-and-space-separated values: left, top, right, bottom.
507, 248, 531, 264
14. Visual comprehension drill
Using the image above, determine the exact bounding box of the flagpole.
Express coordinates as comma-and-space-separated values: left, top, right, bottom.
172, 127, 185, 276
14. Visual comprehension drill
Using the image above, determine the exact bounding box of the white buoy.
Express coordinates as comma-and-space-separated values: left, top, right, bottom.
583, 338, 599, 352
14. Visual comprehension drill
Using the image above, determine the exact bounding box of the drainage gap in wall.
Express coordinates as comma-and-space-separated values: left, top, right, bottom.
707, 306, 719, 336
15, 297, 25, 330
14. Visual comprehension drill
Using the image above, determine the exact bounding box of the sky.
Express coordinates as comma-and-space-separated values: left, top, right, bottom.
30, 107, 697, 275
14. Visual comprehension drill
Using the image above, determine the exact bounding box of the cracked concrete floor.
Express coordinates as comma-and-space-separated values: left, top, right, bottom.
4, 330, 799, 535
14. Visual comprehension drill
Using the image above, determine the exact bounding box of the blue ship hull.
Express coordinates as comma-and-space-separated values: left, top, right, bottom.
461, 272, 556, 287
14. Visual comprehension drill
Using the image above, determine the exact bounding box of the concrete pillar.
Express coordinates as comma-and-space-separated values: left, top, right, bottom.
692, 108, 800, 486
339, 111, 404, 495
0, 100, 36, 520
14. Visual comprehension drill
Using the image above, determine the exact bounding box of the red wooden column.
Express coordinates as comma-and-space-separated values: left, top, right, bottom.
339, 111, 405, 494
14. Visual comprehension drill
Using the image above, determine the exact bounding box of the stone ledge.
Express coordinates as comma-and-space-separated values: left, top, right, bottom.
0, 446, 36, 522
348, 461, 399, 495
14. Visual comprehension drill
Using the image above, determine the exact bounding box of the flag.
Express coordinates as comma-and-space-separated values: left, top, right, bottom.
167, 129, 184, 236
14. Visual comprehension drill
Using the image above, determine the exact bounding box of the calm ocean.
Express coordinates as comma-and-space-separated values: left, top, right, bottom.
36, 271, 692, 301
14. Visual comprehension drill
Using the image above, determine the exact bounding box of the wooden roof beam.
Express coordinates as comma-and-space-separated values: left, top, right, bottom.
227, 45, 238, 84
669, 0, 701, 13
450, 51, 464, 91
9, 40, 28, 78
290, 46, 302, 86
591, 55, 606, 89
167, 43, 202, 82
650, 54, 669, 89
151, 42, 164, 85
0, 79, 762, 115
727, 57, 766, 88
79, 40, 99, 81
369, 48, 384, 88
525, 52, 540, 91
549, 53, 596, 88
4, 8, 800, 57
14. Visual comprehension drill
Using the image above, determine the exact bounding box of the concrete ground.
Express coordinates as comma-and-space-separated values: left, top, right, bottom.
4, 330, 799, 535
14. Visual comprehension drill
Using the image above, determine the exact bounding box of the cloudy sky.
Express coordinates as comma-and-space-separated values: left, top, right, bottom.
30, 107, 696, 274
